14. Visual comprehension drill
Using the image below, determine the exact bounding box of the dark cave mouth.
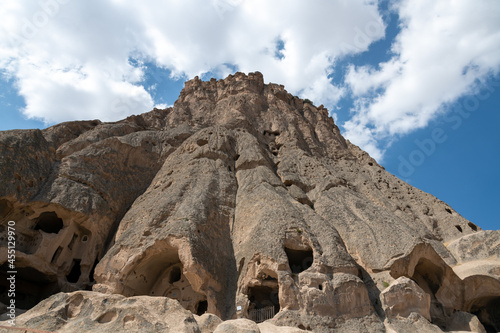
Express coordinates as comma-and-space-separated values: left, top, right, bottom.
34, 212, 63, 234
471, 297, 500, 333
285, 247, 313, 274
248, 284, 280, 322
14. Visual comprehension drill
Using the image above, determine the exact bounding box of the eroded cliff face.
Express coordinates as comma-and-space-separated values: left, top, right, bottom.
1, 72, 499, 333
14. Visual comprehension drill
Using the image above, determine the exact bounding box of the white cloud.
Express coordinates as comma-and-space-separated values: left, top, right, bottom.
344, 0, 500, 160
4, 1, 498, 163
0, 0, 384, 124
153, 103, 169, 110
0, 0, 154, 123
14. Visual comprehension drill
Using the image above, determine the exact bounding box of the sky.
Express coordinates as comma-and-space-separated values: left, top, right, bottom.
0, 0, 499, 231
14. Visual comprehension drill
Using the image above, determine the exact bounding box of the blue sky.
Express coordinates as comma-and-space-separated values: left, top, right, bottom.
0, 0, 499, 231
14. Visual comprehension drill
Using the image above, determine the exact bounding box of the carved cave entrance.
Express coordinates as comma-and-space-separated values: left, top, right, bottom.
248, 285, 280, 313
248, 283, 280, 323
470, 297, 500, 333
247, 264, 280, 323
123, 246, 207, 315
411, 258, 447, 328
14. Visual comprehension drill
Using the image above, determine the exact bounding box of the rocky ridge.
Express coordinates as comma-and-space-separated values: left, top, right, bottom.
0, 72, 499, 332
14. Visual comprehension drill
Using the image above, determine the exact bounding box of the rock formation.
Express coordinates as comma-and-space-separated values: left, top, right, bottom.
0, 72, 499, 332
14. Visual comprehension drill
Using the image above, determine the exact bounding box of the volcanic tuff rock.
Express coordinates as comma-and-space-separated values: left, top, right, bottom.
0, 72, 499, 332
381, 276, 431, 321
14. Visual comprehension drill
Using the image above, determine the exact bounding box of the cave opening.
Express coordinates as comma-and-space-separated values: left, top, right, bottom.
471, 297, 500, 333
468, 222, 478, 231
123, 247, 207, 315
285, 246, 313, 274
413, 259, 443, 295
169, 266, 181, 284
196, 300, 208, 316
411, 258, 446, 328
0, 264, 60, 310
248, 285, 280, 322
66, 259, 82, 283
34, 212, 63, 234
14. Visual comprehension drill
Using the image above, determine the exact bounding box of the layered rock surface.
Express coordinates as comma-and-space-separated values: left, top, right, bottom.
0, 72, 499, 332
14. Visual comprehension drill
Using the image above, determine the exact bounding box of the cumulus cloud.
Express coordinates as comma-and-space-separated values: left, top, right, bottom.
344, 0, 500, 160
0, 0, 384, 124
0, 0, 154, 123
3, 0, 498, 162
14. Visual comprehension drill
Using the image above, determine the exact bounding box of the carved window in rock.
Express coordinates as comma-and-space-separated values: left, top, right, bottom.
285, 246, 313, 274
34, 212, 63, 234
66, 259, 82, 283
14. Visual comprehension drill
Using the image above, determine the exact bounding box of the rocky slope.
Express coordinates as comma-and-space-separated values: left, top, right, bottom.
0, 72, 499, 332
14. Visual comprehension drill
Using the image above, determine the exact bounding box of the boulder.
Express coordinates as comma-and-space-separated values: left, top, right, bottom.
0, 291, 200, 333
384, 313, 444, 333
258, 321, 306, 332
447, 230, 500, 263
214, 318, 260, 333
381, 276, 431, 321
446, 311, 486, 333
195, 313, 223, 333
